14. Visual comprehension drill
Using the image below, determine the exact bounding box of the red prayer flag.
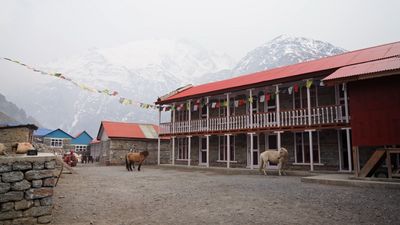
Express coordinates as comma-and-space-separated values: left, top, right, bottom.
294, 84, 299, 93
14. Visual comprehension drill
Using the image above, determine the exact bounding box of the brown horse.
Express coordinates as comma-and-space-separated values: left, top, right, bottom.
125, 150, 149, 171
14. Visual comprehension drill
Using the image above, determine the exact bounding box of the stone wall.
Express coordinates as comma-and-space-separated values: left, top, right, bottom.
0, 154, 56, 224
43, 138, 74, 155
0, 127, 34, 153
96, 139, 170, 166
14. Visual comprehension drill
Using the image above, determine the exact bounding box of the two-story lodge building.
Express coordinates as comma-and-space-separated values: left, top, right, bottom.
155, 41, 400, 173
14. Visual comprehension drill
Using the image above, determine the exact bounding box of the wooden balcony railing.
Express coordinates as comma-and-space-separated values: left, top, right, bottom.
160, 105, 347, 135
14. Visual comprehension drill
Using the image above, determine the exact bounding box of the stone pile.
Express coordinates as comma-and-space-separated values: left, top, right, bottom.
0, 154, 56, 224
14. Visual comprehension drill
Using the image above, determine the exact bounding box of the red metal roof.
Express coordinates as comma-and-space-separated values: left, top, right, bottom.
99, 121, 160, 140
158, 41, 400, 104
323, 56, 400, 83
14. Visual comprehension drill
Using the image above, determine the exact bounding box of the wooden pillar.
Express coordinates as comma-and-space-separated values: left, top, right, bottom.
188, 100, 191, 133
226, 134, 231, 168
250, 132, 254, 170
346, 128, 352, 172
172, 137, 175, 165
306, 81, 314, 172
249, 89, 253, 128
352, 146, 360, 177
386, 149, 392, 178
226, 93, 230, 131
206, 135, 210, 168
276, 85, 280, 127
172, 103, 176, 135
206, 97, 210, 131
158, 109, 161, 165
188, 136, 191, 167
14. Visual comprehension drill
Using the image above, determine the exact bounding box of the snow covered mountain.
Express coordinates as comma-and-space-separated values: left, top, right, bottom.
1, 36, 346, 136
231, 35, 346, 76
196, 35, 346, 84
10, 39, 235, 136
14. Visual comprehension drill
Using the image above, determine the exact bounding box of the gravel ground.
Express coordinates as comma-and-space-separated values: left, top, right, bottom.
53, 164, 400, 225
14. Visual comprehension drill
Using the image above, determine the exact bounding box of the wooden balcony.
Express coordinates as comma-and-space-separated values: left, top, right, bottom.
160, 105, 349, 136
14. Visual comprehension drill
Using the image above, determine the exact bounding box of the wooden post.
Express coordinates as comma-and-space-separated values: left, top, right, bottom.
352, 146, 359, 177
249, 89, 253, 129
206, 135, 210, 168
206, 97, 210, 132
346, 128, 352, 172
309, 130, 314, 171
226, 134, 231, 168
158, 109, 161, 165
386, 149, 392, 178
226, 93, 230, 131
250, 133, 254, 170
188, 100, 191, 133
172, 137, 175, 165
276, 85, 280, 127
188, 136, 191, 167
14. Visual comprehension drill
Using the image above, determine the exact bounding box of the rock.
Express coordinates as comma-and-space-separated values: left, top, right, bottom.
0, 192, 24, 203
10, 180, 31, 191
0, 183, 11, 194
44, 161, 56, 169
31, 180, 43, 188
23, 206, 52, 217
34, 200, 40, 207
11, 217, 36, 225
14, 199, 33, 210
1, 202, 14, 212
32, 162, 44, 170
2, 172, 24, 183
39, 197, 52, 206
25, 188, 53, 200
37, 215, 52, 224
12, 162, 32, 171
42, 178, 54, 187
0, 164, 12, 173
24, 170, 53, 181
0, 220, 12, 225
0, 210, 22, 220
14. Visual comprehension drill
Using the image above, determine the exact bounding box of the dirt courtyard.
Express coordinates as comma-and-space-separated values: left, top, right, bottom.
53, 164, 399, 225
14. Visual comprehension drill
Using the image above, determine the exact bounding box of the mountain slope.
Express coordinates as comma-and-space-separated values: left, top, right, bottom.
0, 93, 41, 126
9, 39, 235, 136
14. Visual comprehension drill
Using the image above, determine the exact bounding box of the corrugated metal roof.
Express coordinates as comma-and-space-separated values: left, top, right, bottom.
323, 56, 400, 82
99, 121, 160, 139
158, 41, 400, 104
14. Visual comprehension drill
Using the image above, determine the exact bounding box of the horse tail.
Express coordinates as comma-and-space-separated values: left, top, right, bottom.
259, 154, 264, 172
125, 153, 129, 171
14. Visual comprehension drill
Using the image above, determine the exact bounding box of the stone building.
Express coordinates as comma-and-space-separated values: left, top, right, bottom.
91, 121, 170, 165
155, 41, 400, 173
0, 124, 38, 152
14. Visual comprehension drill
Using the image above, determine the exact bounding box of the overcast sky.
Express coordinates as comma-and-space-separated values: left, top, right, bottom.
1, 0, 400, 65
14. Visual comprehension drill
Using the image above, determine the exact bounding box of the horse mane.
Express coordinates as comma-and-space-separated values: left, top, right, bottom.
140, 150, 149, 157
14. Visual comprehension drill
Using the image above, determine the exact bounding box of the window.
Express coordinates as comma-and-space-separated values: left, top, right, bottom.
294, 132, 320, 164
219, 136, 235, 161
75, 145, 87, 152
177, 138, 188, 160
201, 104, 207, 118
50, 138, 63, 148
201, 137, 207, 150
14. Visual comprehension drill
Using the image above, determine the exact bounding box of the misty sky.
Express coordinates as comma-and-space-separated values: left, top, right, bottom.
1, 0, 400, 64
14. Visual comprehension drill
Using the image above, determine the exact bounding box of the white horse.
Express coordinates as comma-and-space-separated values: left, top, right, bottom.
259, 147, 289, 176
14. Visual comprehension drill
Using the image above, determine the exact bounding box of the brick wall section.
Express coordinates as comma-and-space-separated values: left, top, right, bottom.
0, 154, 56, 224
0, 127, 33, 152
